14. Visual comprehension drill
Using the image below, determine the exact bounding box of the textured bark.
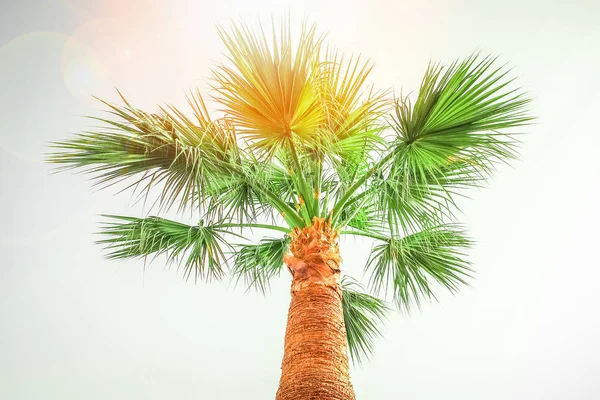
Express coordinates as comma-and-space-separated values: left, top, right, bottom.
276, 218, 356, 400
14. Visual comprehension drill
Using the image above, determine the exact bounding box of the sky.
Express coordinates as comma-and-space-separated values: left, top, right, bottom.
1, 0, 599, 399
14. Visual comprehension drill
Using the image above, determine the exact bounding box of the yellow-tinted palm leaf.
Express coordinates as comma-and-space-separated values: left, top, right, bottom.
319, 52, 387, 140
315, 52, 390, 175
213, 20, 325, 152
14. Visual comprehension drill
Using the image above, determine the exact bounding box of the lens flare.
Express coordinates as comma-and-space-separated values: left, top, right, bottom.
61, 35, 105, 100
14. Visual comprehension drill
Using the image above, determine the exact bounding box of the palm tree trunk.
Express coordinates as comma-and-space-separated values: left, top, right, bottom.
275, 218, 355, 400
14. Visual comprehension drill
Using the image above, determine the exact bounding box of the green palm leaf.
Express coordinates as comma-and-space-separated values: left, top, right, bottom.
231, 236, 290, 293
47, 93, 306, 227
366, 225, 473, 310
394, 54, 531, 141
47, 91, 238, 212
375, 158, 478, 233
375, 54, 532, 233
97, 215, 236, 281
342, 277, 389, 364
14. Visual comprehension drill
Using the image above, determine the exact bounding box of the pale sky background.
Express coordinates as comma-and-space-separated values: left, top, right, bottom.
1, 0, 599, 399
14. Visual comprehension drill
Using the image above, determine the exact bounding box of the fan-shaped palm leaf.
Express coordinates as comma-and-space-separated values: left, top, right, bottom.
366, 225, 473, 310
47, 92, 237, 212
213, 20, 325, 152
232, 236, 290, 293
98, 215, 238, 281
342, 277, 389, 363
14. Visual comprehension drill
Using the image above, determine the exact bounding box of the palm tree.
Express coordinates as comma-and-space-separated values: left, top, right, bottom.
48, 19, 532, 400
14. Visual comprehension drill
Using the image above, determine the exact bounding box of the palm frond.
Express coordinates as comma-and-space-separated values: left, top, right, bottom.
262, 161, 297, 204
308, 54, 389, 205
375, 159, 477, 234
342, 276, 389, 364
394, 53, 532, 140
203, 155, 277, 224
316, 53, 390, 158
338, 192, 387, 234
231, 236, 290, 293
97, 215, 236, 281
391, 53, 531, 175
47, 92, 238, 212
374, 54, 532, 233
213, 19, 325, 153
366, 225, 473, 311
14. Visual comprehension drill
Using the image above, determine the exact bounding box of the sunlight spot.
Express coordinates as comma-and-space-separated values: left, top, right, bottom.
61, 35, 106, 100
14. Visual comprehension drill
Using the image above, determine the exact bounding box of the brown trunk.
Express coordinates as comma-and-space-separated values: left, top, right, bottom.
275, 218, 356, 400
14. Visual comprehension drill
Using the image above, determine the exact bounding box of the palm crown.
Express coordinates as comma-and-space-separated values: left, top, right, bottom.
48, 19, 532, 364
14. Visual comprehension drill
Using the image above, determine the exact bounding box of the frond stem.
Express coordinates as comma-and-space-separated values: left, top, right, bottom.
223, 161, 305, 228
214, 223, 291, 234
331, 150, 396, 225
340, 230, 389, 241
288, 138, 316, 223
